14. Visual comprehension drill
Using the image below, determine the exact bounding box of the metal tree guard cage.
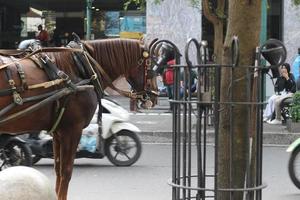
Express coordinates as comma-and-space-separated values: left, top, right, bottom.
160, 37, 275, 200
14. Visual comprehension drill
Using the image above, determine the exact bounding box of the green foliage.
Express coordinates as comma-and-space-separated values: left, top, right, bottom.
293, 0, 300, 6
189, 0, 201, 9
124, 0, 162, 10
124, 0, 146, 10
290, 92, 300, 122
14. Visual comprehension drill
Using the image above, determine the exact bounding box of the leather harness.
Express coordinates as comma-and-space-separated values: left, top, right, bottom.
0, 38, 155, 132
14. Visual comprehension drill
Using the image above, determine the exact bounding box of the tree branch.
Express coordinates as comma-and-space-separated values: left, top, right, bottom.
202, 0, 225, 26
293, 0, 300, 6
216, 0, 226, 20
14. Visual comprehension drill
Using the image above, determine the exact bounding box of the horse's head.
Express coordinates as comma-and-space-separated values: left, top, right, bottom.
127, 43, 159, 109
85, 38, 159, 109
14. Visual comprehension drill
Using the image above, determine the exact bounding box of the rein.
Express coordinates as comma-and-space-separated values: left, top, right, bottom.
0, 40, 157, 125
84, 52, 148, 100
0, 47, 84, 70
0, 46, 156, 101
0, 46, 97, 127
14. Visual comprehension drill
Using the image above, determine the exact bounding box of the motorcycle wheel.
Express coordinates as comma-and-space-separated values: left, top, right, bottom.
105, 130, 142, 166
0, 141, 32, 170
32, 155, 42, 164
288, 146, 300, 189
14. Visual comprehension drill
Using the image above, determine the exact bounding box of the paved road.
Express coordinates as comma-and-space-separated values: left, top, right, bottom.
107, 96, 300, 145
33, 144, 300, 200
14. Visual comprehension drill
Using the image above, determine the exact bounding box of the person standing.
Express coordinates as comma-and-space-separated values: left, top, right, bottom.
36, 25, 49, 47
162, 59, 175, 109
292, 48, 300, 90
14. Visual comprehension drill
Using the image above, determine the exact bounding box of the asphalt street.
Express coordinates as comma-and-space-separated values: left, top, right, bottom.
32, 144, 300, 200
109, 96, 300, 145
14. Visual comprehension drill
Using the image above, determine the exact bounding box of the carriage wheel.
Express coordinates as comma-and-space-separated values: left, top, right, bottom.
105, 130, 142, 166
288, 146, 300, 189
0, 141, 32, 170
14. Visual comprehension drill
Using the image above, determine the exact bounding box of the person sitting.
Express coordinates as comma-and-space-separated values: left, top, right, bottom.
180, 69, 197, 97
263, 63, 296, 124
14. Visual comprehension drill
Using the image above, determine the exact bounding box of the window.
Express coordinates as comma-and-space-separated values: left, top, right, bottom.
267, 0, 283, 40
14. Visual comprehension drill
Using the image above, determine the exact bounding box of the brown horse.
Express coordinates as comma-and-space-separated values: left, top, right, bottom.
0, 38, 158, 200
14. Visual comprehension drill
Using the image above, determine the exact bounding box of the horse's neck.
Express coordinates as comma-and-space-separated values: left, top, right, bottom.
97, 61, 130, 88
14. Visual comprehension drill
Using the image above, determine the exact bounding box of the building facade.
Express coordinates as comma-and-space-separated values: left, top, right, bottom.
146, 0, 202, 63
0, 1, 29, 48
146, 0, 300, 98
284, 1, 300, 64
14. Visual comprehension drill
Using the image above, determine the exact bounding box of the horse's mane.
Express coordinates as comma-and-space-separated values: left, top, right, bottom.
85, 38, 143, 80
49, 38, 142, 84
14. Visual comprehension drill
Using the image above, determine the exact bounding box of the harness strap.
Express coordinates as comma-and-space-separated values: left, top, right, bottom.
38, 55, 58, 80
0, 78, 92, 119
0, 56, 23, 105
67, 39, 148, 100
67, 41, 89, 79
0, 87, 24, 97
28, 79, 64, 89
48, 107, 65, 136
38, 54, 77, 91
48, 96, 71, 136
10, 56, 27, 89
67, 41, 103, 98
0, 85, 94, 125
81, 52, 103, 95
84, 52, 143, 99
0, 45, 155, 100
0, 49, 27, 56
0, 47, 84, 71
72, 52, 89, 79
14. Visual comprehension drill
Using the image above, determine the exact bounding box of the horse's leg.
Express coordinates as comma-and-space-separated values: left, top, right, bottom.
57, 127, 82, 200
53, 132, 61, 194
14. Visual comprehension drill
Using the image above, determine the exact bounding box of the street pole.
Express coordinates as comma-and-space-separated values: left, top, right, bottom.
260, 0, 267, 102
86, 0, 93, 40
260, 0, 267, 44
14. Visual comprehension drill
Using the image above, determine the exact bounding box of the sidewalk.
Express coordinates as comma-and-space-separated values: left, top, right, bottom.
109, 96, 300, 145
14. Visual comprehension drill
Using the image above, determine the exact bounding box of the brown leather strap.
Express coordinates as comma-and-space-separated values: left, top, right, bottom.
0, 46, 148, 100
28, 79, 64, 89
0, 85, 94, 125
0, 47, 84, 70
0, 49, 27, 56
84, 52, 142, 99
10, 56, 27, 89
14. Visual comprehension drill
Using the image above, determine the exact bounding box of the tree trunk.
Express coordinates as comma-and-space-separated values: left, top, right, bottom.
214, 21, 224, 64
217, 1, 261, 200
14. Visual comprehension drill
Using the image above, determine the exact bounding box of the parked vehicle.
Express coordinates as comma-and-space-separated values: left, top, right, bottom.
25, 97, 142, 166
0, 134, 32, 170
287, 138, 300, 189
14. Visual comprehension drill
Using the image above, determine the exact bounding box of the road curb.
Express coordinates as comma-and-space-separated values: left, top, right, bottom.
139, 131, 300, 145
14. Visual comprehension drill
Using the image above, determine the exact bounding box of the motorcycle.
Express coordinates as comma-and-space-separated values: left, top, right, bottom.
287, 138, 300, 189
25, 97, 142, 166
0, 134, 32, 170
